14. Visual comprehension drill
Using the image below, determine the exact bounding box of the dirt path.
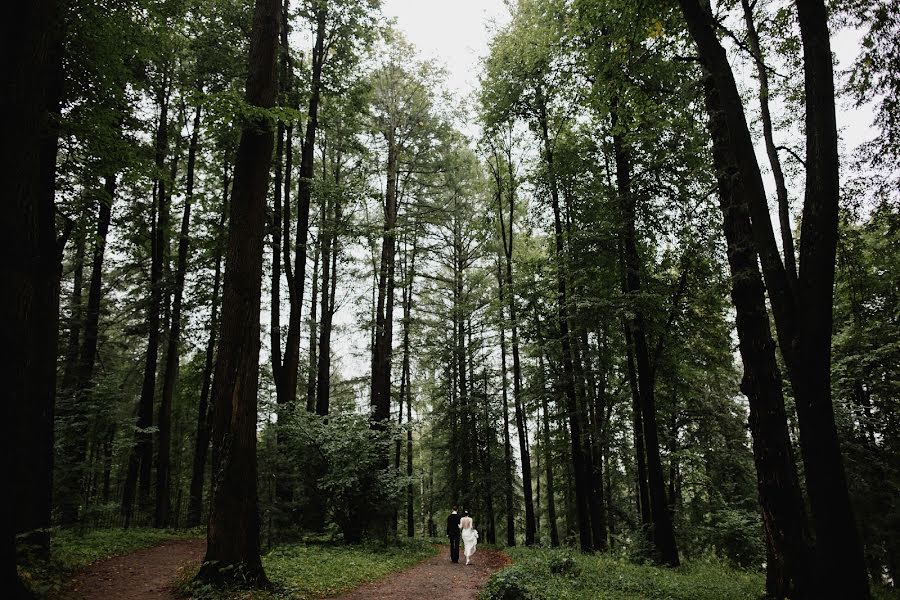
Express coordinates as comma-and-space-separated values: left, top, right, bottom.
58, 538, 205, 600
330, 545, 510, 600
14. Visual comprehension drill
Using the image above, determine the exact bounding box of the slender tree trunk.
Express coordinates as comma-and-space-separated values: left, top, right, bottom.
123, 84, 171, 526
58, 175, 116, 525
196, 0, 278, 584
497, 266, 516, 546
3, 1, 63, 591
703, 75, 814, 599
186, 159, 229, 527
614, 120, 679, 566
537, 93, 593, 552
282, 0, 326, 411
793, 3, 869, 596
61, 207, 86, 392
156, 105, 202, 528
740, 0, 797, 285
538, 354, 559, 547
315, 175, 339, 416
306, 220, 321, 412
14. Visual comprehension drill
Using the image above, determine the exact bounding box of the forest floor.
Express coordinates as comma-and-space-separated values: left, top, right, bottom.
55, 537, 204, 600
53, 538, 506, 600
330, 545, 510, 600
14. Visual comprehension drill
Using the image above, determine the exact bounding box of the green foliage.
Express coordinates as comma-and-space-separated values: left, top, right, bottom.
181, 539, 436, 600
479, 547, 765, 600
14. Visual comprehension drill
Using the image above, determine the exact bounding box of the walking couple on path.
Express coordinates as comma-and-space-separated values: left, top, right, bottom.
446, 506, 479, 565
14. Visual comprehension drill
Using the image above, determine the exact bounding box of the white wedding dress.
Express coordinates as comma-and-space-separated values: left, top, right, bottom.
460, 516, 478, 564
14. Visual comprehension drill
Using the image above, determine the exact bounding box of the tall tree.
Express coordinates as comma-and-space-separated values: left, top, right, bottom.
3, 1, 63, 595
196, 0, 279, 585
156, 104, 203, 528
678, 0, 870, 594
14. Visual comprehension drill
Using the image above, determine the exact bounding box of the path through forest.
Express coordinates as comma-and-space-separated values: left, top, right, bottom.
59, 541, 507, 600
332, 546, 510, 600
58, 538, 205, 600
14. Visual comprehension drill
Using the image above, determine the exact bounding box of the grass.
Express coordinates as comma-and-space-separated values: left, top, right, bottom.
479, 546, 765, 600
480, 547, 900, 600
19, 527, 201, 597
180, 538, 438, 599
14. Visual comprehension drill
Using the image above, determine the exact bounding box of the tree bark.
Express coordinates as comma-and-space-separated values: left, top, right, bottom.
679, 0, 869, 592
123, 83, 171, 526
281, 0, 326, 411
156, 104, 202, 528
703, 75, 814, 599
538, 354, 559, 547
196, 0, 278, 585
3, 0, 62, 592
537, 91, 593, 552
497, 264, 516, 547
613, 122, 679, 566
186, 159, 229, 527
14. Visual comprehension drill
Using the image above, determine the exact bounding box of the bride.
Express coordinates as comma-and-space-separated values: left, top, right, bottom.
459, 511, 478, 565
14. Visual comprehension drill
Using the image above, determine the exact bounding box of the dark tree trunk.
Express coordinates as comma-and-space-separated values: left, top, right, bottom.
703, 75, 814, 599
195, 0, 278, 585
315, 183, 339, 416
614, 123, 679, 566
497, 266, 516, 547
58, 175, 116, 525
537, 92, 593, 552
123, 83, 171, 526
538, 354, 559, 547
306, 224, 321, 412
3, 1, 62, 592
494, 144, 537, 545
281, 1, 326, 411
61, 207, 86, 392
156, 105, 202, 528
679, 0, 869, 593
740, 0, 797, 285
624, 318, 651, 534
793, 3, 869, 597
186, 159, 229, 528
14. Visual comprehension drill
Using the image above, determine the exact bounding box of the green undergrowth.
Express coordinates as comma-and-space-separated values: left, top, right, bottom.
479, 546, 765, 600
481, 547, 900, 600
19, 527, 201, 597
180, 538, 438, 599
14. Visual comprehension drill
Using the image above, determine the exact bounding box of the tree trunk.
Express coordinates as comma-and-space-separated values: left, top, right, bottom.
3, 1, 62, 592
196, 0, 278, 585
624, 323, 651, 533
538, 92, 593, 552
186, 159, 229, 528
156, 105, 202, 528
281, 0, 326, 411
614, 123, 679, 566
315, 177, 340, 416
538, 354, 559, 547
679, 0, 869, 592
703, 75, 814, 599
497, 265, 516, 547
123, 83, 171, 526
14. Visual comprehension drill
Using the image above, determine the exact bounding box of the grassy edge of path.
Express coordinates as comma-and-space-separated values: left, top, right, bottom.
20, 527, 203, 597
179, 538, 439, 600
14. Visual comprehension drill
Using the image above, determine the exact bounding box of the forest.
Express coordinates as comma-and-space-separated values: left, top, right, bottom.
4, 0, 899, 599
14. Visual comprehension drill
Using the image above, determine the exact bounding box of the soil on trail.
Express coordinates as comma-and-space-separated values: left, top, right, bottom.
331, 545, 510, 600
57, 538, 205, 600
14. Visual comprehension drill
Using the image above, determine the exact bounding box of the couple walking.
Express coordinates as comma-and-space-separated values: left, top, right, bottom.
446, 506, 478, 565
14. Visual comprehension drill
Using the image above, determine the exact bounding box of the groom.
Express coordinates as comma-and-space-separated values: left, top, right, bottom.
446, 506, 461, 563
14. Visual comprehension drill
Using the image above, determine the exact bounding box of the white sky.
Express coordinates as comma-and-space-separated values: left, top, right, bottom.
381, 0, 510, 101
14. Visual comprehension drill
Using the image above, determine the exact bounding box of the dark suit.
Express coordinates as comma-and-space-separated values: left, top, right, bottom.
446, 512, 461, 562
